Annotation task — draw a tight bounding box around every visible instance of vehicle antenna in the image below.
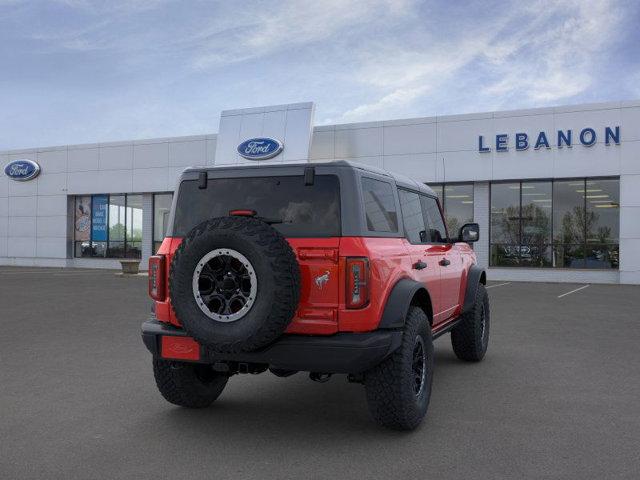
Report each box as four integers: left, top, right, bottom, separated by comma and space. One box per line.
442, 157, 446, 184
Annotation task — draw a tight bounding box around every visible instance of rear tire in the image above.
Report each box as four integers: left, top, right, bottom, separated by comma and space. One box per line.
364, 307, 433, 431
451, 283, 490, 362
153, 359, 228, 408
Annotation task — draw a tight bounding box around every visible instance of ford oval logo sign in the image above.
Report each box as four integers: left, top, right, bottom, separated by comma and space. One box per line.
237, 137, 283, 160
4, 159, 41, 182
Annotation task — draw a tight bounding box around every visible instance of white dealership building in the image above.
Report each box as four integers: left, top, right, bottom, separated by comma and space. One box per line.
1, 100, 639, 284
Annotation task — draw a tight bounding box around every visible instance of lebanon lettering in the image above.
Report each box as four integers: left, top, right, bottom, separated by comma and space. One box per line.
478, 126, 620, 152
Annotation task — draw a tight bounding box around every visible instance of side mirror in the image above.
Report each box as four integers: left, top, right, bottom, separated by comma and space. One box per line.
458, 223, 479, 243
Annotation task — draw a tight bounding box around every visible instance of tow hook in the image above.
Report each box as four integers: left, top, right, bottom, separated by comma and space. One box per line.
309, 372, 332, 383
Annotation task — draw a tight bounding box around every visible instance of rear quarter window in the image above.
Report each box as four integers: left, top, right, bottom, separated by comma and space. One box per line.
361, 177, 398, 233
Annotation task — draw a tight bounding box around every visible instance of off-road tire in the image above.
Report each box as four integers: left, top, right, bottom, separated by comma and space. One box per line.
364, 307, 433, 431
451, 283, 490, 362
169, 216, 300, 353
153, 359, 228, 408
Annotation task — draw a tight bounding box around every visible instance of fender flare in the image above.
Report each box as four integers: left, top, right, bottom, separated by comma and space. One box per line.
462, 265, 486, 314
378, 278, 433, 330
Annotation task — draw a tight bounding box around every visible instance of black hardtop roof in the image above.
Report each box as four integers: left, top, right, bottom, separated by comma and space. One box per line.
182, 160, 437, 197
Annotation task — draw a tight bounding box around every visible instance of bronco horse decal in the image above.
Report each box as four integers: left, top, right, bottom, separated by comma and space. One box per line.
314, 271, 330, 290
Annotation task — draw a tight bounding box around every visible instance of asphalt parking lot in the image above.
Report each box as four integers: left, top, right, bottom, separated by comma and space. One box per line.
1, 268, 639, 479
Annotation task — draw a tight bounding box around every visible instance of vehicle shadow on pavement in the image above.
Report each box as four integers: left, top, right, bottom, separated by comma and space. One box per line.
131, 348, 468, 442
145, 380, 394, 437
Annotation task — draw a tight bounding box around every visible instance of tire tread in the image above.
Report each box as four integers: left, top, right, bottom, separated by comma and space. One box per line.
364, 307, 433, 430
451, 283, 490, 362
153, 359, 228, 408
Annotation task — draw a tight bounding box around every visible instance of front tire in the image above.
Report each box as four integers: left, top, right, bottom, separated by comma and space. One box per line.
153, 359, 228, 408
364, 307, 433, 430
451, 283, 490, 362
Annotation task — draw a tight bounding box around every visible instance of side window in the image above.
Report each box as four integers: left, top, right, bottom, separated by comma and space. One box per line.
399, 189, 427, 243
361, 177, 398, 233
421, 195, 448, 243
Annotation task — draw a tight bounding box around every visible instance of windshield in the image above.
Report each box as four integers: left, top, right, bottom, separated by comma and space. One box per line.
172, 175, 341, 237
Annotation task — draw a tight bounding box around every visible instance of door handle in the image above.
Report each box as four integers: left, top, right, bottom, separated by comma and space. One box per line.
439, 258, 451, 267
413, 260, 427, 270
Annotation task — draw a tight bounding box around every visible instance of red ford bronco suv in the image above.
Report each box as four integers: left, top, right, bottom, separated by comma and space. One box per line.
142, 161, 489, 430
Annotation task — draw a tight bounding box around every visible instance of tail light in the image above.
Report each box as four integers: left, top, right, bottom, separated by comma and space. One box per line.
346, 257, 370, 309
229, 209, 256, 217
149, 255, 166, 301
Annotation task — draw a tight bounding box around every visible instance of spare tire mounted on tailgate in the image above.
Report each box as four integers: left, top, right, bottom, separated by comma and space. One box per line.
169, 216, 301, 353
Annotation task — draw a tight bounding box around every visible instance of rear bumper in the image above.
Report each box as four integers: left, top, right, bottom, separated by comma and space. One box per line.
141, 319, 402, 374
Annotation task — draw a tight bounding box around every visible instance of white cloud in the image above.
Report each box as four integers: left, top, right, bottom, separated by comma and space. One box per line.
52, 0, 172, 13
335, 0, 625, 122
191, 0, 415, 69
340, 85, 429, 121
482, 0, 621, 105
0, 0, 634, 149
337, 35, 494, 121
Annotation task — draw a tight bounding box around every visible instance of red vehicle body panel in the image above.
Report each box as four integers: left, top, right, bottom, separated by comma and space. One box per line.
153, 235, 476, 335
160, 335, 201, 361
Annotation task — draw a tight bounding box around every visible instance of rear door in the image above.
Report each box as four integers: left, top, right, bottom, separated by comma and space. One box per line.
398, 189, 446, 324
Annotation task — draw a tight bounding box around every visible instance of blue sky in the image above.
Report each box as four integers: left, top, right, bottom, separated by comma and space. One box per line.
1, 0, 639, 150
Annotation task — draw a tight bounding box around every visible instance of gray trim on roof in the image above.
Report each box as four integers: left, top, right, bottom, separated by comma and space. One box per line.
181, 160, 437, 196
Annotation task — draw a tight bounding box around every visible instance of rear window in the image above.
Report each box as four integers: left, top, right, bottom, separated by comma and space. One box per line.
172, 175, 341, 237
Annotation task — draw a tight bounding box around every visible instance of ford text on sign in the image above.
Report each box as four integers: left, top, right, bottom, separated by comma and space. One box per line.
237, 138, 283, 160
4, 159, 41, 181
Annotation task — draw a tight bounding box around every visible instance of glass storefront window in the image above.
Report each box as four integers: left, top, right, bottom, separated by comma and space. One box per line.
585, 178, 619, 269
91, 194, 109, 257
429, 183, 474, 235
490, 182, 520, 266
153, 193, 173, 253
74, 196, 92, 257
491, 178, 619, 269
443, 184, 474, 235
73, 193, 144, 259
520, 181, 552, 267
126, 195, 143, 258
553, 180, 586, 267
586, 179, 619, 242
108, 195, 126, 258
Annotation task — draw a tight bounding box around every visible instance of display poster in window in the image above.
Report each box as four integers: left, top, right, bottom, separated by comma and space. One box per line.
91, 195, 108, 242
74, 196, 91, 241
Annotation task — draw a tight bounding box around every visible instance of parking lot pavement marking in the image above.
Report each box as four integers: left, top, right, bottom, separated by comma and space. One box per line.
557, 284, 590, 298
486, 282, 511, 289
0, 270, 116, 276
0, 271, 63, 275
51, 271, 118, 276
